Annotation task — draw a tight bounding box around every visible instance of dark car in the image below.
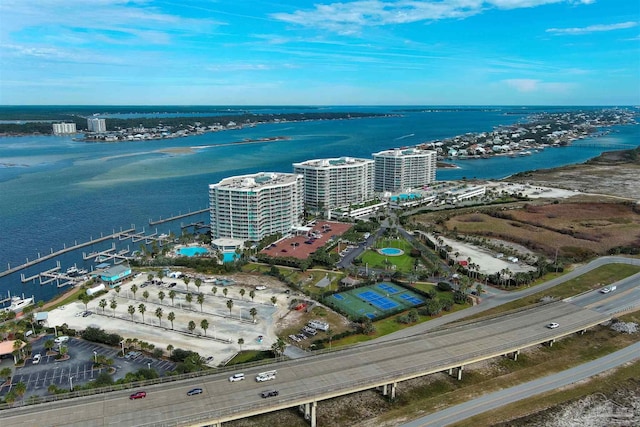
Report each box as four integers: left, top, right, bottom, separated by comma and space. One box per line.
82, 310, 93, 317
187, 388, 203, 396
261, 390, 279, 398
129, 391, 147, 400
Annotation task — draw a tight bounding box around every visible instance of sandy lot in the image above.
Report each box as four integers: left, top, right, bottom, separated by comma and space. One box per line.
48, 273, 290, 365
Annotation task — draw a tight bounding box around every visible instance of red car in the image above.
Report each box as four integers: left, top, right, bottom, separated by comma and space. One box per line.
129, 391, 147, 400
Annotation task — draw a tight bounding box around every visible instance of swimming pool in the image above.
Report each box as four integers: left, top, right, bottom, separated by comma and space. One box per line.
222, 252, 239, 263
378, 247, 404, 256
178, 246, 209, 257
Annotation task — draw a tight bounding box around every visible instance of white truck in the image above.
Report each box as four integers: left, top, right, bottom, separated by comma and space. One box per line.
255, 370, 277, 382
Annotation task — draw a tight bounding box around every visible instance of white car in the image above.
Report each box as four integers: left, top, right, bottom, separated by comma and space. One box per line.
255, 285, 267, 291
32, 354, 42, 364
547, 322, 560, 329
229, 373, 245, 382
600, 286, 616, 294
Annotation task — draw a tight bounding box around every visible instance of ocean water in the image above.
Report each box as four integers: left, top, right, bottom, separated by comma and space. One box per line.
0, 106, 638, 303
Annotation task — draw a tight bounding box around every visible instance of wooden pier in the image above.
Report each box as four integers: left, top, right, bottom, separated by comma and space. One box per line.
0, 227, 135, 279
149, 208, 208, 226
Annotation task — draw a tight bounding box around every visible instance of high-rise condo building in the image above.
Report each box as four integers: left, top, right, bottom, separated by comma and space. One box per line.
209, 172, 304, 241
52, 122, 77, 134
293, 157, 374, 214
373, 148, 437, 192
87, 117, 106, 132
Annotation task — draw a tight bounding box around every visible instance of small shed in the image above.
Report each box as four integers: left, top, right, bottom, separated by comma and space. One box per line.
340, 277, 360, 288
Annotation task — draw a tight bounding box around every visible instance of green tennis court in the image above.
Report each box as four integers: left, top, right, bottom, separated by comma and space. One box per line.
327, 283, 426, 320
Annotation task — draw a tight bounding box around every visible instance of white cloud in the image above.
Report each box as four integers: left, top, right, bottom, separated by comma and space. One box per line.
504, 78, 574, 93
271, 1, 597, 34
547, 21, 639, 35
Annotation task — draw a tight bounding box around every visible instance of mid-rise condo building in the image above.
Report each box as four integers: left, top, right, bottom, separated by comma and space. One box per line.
293, 157, 374, 214
209, 172, 304, 241
52, 122, 77, 134
87, 117, 106, 132
373, 148, 437, 192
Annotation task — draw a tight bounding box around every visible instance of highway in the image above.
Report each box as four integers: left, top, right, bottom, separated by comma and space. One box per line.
402, 340, 640, 427
0, 301, 608, 426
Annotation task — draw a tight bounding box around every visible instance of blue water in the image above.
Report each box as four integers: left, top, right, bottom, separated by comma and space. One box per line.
379, 248, 404, 256
177, 247, 209, 257
222, 252, 239, 263
0, 106, 638, 304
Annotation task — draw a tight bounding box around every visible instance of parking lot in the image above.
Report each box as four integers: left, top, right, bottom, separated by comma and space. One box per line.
0, 335, 175, 398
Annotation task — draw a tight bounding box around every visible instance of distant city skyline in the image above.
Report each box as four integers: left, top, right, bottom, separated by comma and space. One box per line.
1, 0, 638, 106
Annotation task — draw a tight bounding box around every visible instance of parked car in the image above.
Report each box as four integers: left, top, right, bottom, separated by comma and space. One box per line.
547, 322, 560, 329
229, 373, 245, 382
187, 388, 203, 396
54, 336, 69, 344
256, 285, 267, 290
32, 353, 42, 364
261, 390, 279, 398
129, 391, 147, 400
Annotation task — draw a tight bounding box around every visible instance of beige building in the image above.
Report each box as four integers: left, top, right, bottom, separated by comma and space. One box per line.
373, 148, 437, 192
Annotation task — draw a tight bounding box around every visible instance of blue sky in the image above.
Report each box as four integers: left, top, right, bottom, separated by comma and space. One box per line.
0, 0, 638, 105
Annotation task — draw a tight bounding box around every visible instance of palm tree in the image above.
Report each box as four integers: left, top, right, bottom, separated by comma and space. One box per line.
115, 285, 121, 296
131, 284, 138, 299
195, 278, 202, 293
249, 290, 256, 302
142, 290, 149, 302
212, 286, 218, 297
158, 291, 165, 305
238, 337, 244, 351
110, 299, 117, 317
168, 312, 175, 330
239, 288, 246, 300
166, 344, 174, 357
271, 338, 286, 361
138, 304, 146, 323
155, 307, 163, 327
14, 382, 26, 400
157, 269, 164, 282
197, 293, 205, 312
12, 339, 24, 363
80, 294, 91, 312
147, 273, 154, 282
99, 299, 107, 314
128, 305, 135, 322
200, 319, 209, 336
44, 339, 54, 354
186, 293, 193, 307
270, 296, 277, 306
249, 307, 257, 323
226, 299, 234, 316
169, 290, 176, 306
183, 276, 191, 292
222, 288, 228, 298
188, 320, 196, 334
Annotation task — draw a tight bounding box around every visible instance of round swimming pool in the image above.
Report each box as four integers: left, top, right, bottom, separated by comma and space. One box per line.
178, 246, 209, 257
378, 247, 404, 256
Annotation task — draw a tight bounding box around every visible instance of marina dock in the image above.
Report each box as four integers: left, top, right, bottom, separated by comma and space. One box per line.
0, 227, 135, 278
148, 208, 208, 225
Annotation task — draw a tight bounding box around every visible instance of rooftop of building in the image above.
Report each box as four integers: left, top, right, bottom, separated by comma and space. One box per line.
293, 157, 374, 168
373, 147, 436, 157
211, 172, 301, 190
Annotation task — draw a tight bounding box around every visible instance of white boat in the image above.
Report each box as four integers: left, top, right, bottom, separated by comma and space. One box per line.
66, 266, 79, 275
3, 295, 35, 313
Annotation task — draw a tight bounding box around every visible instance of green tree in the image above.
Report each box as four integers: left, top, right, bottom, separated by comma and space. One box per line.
147, 273, 154, 282
0, 367, 12, 383
271, 338, 286, 361
200, 319, 209, 336
128, 305, 136, 322
249, 307, 257, 323
115, 285, 121, 296
158, 291, 165, 305
226, 299, 234, 316
270, 296, 277, 306
155, 307, 163, 327
131, 284, 138, 299
195, 278, 202, 293
138, 304, 146, 323
166, 344, 174, 357
249, 290, 256, 302
110, 299, 118, 317
222, 288, 228, 297
44, 339, 54, 354
211, 286, 218, 297
80, 294, 91, 311
186, 293, 193, 307
99, 299, 107, 314
239, 288, 246, 300
169, 290, 176, 306
188, 320, 196, 334
168, 312, 175, 330
197, 293, 205, 312
238, 337, 244, 351
183, 276, 191, 292
142, 290, 149, 302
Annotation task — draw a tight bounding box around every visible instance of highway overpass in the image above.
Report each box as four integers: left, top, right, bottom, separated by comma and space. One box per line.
0, 300, 610, 427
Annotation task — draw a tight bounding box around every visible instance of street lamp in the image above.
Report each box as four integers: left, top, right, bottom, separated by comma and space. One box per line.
69, 376, 74, 391
93, 351, 98, 363
147, 362, 151, 370
53, 325, 57, 337
120, 340, 125, 356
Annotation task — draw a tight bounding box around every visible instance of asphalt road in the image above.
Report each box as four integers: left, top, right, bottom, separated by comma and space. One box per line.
0, 301, 608, 426
402, 340, 640, 427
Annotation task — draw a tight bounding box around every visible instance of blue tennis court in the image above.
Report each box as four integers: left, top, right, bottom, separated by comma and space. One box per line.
358, 291, 399, 310
400, 294, 424, 305
333, 294, 345, 300
376, 283, 400, 294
